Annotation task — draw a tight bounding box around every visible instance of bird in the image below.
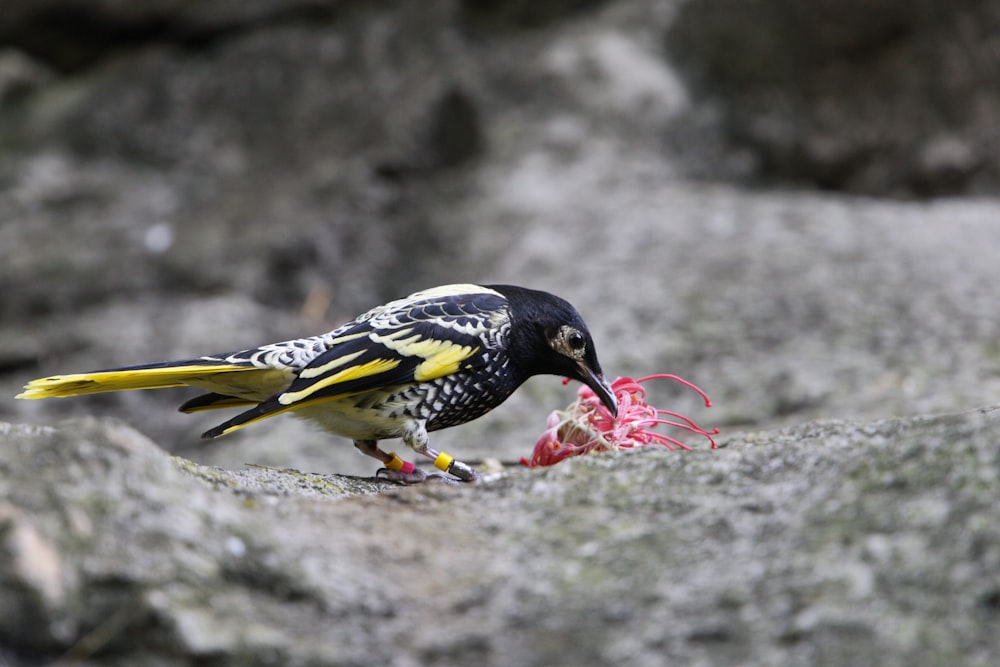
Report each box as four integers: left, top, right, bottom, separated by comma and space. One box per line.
16, 284, 618, 483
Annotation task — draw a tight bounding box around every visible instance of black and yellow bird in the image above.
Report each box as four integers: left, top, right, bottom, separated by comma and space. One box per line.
17, 284, 617, 482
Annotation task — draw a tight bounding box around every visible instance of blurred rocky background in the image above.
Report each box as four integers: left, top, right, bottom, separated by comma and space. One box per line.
2, 0, 999, 665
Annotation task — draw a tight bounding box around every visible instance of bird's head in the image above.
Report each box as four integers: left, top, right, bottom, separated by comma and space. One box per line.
490, 285, 618, 418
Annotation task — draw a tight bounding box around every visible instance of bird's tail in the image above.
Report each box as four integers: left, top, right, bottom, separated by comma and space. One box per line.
15, 359, 266, 400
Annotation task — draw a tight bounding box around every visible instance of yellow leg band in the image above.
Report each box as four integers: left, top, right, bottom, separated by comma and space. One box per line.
434, 451, 454, 472
385, 453, 405, 472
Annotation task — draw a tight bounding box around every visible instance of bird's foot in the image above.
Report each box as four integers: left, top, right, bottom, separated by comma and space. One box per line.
376, 466, 479, 485
426, 450, 481, 482
444, 458, 481, 483
376, 450, 481, 484
376, 466, 429, 485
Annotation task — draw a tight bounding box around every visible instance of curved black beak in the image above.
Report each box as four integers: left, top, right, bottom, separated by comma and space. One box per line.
576, 361, 618, 418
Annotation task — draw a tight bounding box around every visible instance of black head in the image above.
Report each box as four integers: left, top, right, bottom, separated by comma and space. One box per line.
488, 284, 618, 417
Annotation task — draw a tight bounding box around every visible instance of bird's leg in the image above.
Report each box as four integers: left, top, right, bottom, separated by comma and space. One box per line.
402, 420, 481, 483
355, 439, 427, 484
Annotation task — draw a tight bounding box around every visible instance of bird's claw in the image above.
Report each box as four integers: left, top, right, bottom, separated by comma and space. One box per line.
376, 466, 429, 485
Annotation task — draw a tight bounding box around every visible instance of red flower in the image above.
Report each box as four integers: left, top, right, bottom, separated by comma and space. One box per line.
521, 374, 718, 468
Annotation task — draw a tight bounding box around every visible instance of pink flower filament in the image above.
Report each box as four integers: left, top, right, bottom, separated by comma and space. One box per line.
522, 374, 718, 468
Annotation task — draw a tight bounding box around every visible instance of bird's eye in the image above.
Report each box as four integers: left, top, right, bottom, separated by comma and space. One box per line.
548, 325, 588, 359
561, 327, 587, 359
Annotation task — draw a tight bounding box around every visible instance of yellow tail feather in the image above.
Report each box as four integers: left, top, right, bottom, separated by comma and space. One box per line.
16, 363, 254, 400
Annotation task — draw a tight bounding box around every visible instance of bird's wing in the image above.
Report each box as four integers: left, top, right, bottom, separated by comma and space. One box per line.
201, 286, 511, 437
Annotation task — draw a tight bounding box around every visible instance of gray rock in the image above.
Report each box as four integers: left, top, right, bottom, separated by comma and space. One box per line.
3, 0, 1000, 478
2, 3, 1000, 663
1, 409, 998, 666
0, 5, 482, 321
667, 0, 1000, 195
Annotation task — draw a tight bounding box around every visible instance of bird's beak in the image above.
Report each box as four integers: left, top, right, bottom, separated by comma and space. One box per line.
577, 361, 618, 418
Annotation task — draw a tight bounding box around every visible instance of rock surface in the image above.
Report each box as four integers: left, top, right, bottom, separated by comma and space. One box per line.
2, 0, 1000, 664
667, 0, 1000, 195
2, 411, 998, 667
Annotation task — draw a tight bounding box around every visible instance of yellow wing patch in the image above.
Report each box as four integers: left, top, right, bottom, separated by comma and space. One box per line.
372, 328, 479, 381
412, 341, 477, 381
278, 357, 401, 405
298, 350, 366, 379
325, 330, 371, 346
15, 364, 252, 399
